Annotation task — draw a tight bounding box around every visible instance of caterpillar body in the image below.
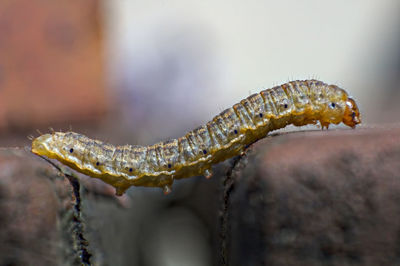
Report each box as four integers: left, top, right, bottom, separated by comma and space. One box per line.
31, 80, 361, 196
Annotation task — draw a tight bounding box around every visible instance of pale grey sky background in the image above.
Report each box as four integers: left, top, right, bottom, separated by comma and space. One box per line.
101, 0, 400, 144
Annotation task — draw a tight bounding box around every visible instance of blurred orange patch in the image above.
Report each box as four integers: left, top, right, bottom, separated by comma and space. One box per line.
0, 0, 107, 129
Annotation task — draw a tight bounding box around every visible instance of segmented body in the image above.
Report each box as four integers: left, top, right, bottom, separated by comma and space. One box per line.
31, 80, 361, 195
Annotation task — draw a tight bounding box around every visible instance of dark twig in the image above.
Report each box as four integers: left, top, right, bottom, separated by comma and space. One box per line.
220, 151, 247, 266
37, 155, 92, 265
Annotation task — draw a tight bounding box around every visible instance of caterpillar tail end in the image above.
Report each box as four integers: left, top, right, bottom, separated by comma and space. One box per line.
343, 98, 361, 128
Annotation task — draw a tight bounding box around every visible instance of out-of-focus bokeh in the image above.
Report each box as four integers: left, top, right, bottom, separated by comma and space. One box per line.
0, 0, 107, 138
1, 0, 400, 265
2, 0, 400, 145
103, 0, 400, 144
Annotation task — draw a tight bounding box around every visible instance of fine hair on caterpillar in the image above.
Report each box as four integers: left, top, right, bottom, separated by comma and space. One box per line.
31, 80, 361, 196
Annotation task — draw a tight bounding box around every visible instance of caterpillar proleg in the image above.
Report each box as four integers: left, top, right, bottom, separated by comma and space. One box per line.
31, 80, 361, 195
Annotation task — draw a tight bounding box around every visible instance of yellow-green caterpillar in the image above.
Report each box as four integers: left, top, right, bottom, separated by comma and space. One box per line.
31, 80, 361, 195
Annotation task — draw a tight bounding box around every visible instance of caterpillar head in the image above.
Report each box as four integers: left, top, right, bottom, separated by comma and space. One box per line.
319, 85, 361, 129
343, 98, 361, 128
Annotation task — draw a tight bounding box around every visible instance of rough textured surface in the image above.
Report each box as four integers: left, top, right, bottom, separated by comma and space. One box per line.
0, 148, 87, 266
227, 127, 400, 266
2, 126, 400, 266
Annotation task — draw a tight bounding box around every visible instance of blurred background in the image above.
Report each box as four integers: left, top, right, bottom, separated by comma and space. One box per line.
1, 0, 400, 265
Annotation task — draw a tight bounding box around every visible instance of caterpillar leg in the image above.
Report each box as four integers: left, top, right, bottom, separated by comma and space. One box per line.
163, 184, 172, 195
116, 186, 129, 196
320, 121, 330, 130
204, 169, 213, 179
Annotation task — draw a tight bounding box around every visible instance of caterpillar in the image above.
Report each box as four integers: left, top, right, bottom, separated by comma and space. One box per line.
31, 80, 361, 196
